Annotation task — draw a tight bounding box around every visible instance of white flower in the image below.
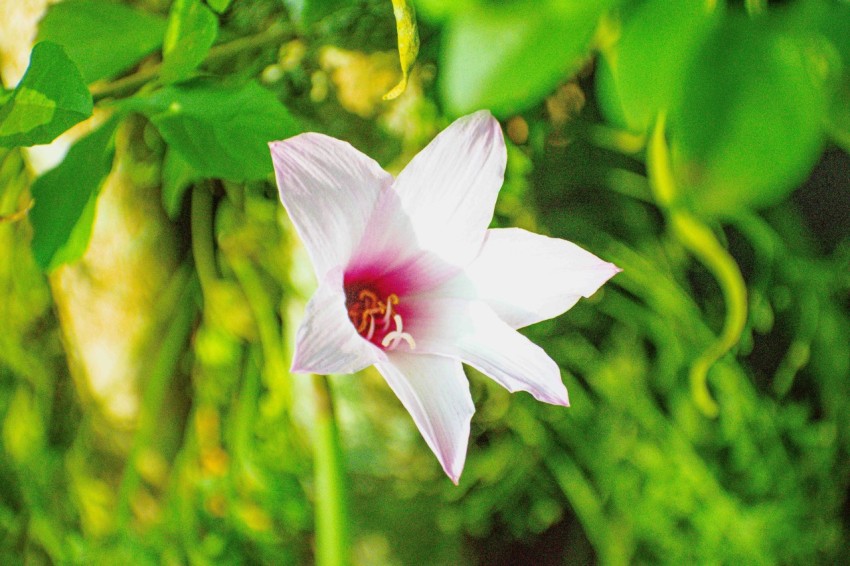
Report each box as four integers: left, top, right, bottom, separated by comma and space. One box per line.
270, 111, 619, 483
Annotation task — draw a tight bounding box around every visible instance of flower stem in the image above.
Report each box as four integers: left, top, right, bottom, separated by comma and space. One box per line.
312, 374, 350, 566
90, 23, 295, 102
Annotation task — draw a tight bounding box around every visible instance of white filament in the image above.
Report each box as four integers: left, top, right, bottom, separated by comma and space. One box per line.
381, 314, 416, 350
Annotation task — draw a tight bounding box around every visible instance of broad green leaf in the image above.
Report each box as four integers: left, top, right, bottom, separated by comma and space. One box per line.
161, 0, 219, 85
598, 0, 720, 133
37, 0, 167, 83
134, 79, 301, 181
413, 0, 473, 21
30, 118, 118, 270
161, 147, 198, 219
0, 42, 92, 148
440, 0, 613, 117
672, 16, 829, 215
206, 0, 232, 13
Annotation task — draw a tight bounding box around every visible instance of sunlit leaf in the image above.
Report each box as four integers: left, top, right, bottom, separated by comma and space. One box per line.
0, 42, 92, 148
383, 0, 420, 101
37, 0, 167, 83
441, 0, 614, 117
672, 15, 829, 215
161, 0, 219, 85
133, 79, 301, 181
30, 118, 118, 270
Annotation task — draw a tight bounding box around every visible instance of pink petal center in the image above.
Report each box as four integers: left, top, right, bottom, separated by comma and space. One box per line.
344, 266, 418, 351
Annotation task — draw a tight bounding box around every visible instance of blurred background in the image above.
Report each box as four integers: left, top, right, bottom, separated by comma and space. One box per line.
0, 0, 848, 564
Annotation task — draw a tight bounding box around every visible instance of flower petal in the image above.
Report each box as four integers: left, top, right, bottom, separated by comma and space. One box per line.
375, 352, 474, 484
384, 110, 507, 268
347, 187, 463, 295
291, 268, 386, 374
446, 228, 620, 328
270, 133, 392, 278
408, 298, 569, 406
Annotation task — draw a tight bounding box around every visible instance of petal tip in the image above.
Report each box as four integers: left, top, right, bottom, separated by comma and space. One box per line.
289, 344, 315, 374
442, 459, 464, 485
546, 386, 570, 407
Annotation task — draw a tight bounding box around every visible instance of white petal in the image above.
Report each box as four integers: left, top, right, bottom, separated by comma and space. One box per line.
270, 133, 392, 278
408, 299, 569, 406
375, 353, 474, 484
347, 187, 463, 295
291, 268, 386, 374
448, 228, 620, 328
381, 111, 506, 268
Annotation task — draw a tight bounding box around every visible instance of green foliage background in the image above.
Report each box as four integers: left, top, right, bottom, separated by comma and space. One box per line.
1, 0, 848, 564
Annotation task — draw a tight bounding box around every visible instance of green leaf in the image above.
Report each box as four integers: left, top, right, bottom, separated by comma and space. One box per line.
672, 16, 829, 215
30, 118, 119, 270
161, 147, 198, 219
440, 0, 613, 117
161, 0, 219, 85
134, 79, 301, 181
597, 0, 720, 133
413, 0, 474, 22
206, 0, 232, 13
37, 0, 167, 83
805, 1, 850, 151
0, 42, 92, 148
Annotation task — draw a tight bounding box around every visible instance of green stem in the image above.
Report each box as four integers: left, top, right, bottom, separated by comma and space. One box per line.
90, 24, 295, 102
227, 254, 288, 386
115, 267, 199, 525
191, 183, 218, 295
312, 374, 349, 566
670, 213, 747, 417
647, 115, 748, 418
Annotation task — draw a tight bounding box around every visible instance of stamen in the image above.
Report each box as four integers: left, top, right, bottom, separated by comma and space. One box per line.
381, 294, 398, 331
365, 313, 376, 341
381, 313, 416, 350
348, 288, 414, 350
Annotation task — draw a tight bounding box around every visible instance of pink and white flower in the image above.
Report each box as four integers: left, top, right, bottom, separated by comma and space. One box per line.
270, 111, 619, 483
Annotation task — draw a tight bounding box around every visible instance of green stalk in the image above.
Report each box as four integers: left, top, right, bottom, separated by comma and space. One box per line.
312, 374, 349, 566
227, 254, 288, 394
90, 24, 294, 102
647, 115, 748, 418
191, 183, 218, 294
115, 266, 199, 525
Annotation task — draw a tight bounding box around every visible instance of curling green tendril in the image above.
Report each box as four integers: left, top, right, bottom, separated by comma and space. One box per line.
647, 114, 748, 417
